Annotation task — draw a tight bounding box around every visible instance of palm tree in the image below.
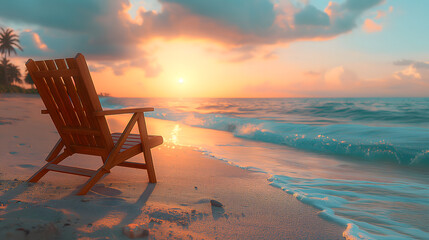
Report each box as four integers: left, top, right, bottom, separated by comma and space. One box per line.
0, 28, 23, 85
24, 70, 34, 88
0, 28, 23, 58
0, 58, 22, 85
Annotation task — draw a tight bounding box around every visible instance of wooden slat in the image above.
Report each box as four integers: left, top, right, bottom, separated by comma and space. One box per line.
35, 61, 69, 132
45, 60, 86, 146
66, 58, 100, 145
45, 139, 64, 162
32, 68, 80, 78
94, 108, 154, 116
116, 145, 142, 163
118, 161, 147, 169
30, 60, 73, 146
112, 133, 140, 152
112, 133, 163, 149
46, 164, 96, 177
112, 135, 141, 143
69, 144, 107, 156
114, 135, 162, 166
61, 126, 102, 136
119, 141, 139, 146
67, 56, 109, 150
148, 135, 163, 148
112, 136, 141, 141
112, 133, 140, 138
75, 54, 103, 112
75, 54, 114, 151
55, 58, 97, 147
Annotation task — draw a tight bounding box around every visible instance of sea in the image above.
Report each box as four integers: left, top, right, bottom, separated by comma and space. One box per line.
100, 97, 429, 240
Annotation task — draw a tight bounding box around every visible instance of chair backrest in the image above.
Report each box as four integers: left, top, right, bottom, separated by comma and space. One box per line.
26, 53, 114, 156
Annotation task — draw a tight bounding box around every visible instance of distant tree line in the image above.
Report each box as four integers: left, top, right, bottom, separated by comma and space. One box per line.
0, 27, 35, 93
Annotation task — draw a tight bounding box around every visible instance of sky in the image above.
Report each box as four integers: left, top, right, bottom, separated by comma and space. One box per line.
0, 0, 428, 98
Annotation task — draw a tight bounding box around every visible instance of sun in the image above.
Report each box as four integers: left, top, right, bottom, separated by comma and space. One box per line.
178, 78, 184, 84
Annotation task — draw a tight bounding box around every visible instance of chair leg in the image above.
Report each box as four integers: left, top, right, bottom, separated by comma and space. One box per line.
137, 113, 157, 183
27, 151, 71, 183
77, 167, 109, 195
45, 139, 64, 162
143, 149, 157, 183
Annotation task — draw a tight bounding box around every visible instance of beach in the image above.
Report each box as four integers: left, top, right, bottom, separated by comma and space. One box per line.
2, 1, 428, 239
0, 94, 344, 240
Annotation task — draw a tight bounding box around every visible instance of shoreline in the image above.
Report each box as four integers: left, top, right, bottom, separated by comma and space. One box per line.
0, 94, 344, 239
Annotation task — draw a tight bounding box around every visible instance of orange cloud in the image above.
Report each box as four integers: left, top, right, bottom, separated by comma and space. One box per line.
375, 10, 386, 19
363, 19, 382, 33
31, 32, 48, 51
324, 1, 335, 17
394, 66, 421, 80
120, 1, 144, 25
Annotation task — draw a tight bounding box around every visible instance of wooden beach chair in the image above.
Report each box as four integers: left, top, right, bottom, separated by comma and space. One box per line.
25, 53, 163, 195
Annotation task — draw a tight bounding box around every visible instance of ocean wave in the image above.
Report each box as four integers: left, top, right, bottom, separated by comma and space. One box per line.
147, 109, 429, 167
100, 97, 429, 127
100, 97, 429, 167
286, 100, 429, 125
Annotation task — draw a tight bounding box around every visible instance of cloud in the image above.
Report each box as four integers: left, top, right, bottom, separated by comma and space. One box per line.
32, 33, 48, 51
162, 0, 276, 33
0, 0, 384, 76
88, 64, 106, 73
324, 66, 358, 87
393, 65, 421, 80
140, 0, 385, 44
21, 30, 50, 51
294, 5, 330, 26
363, 19, 382, 32
343, 0, 385, 11
246, 62, 428, 97
296, 64, 428, 97
375, 10, 387, 19
393, 59, 429, 82
206, 44, 278, 62
394, 59, 429, 69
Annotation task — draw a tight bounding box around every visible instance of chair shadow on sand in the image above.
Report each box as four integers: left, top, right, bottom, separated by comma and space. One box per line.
0, 179, 156, 239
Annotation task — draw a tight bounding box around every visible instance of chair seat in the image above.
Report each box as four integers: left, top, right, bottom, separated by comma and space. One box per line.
111, 133, 163, 153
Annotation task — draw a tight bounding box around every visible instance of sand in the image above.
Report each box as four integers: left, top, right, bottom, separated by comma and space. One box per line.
0, 94, 344, 239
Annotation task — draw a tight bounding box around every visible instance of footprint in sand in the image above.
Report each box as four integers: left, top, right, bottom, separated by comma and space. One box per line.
18, 143, 30, 148
194, 198, 211, 204
17, 164, 36, 169
9, 152, 18, 155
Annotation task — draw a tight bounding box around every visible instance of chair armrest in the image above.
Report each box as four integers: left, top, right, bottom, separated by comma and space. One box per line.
94, 108, 154, 116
